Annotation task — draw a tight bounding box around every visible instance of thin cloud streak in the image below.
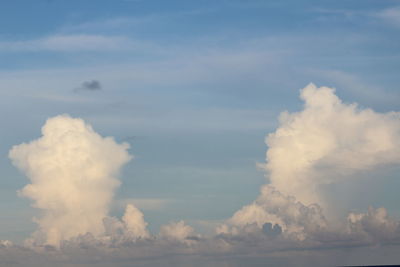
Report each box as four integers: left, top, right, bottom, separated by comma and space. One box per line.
375, 6, 400, 27
0, 34, 154, 52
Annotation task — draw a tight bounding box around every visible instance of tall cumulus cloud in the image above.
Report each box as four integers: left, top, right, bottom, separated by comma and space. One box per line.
266, 83, 400, 206
8, 115, 146, 247
221, 83, 400, 244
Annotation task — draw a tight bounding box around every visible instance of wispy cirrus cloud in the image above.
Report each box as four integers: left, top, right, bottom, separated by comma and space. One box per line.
0, 34, 152, 52
60, 16, 159, 33
306, 68, 400, 108
375, 6, 400, 27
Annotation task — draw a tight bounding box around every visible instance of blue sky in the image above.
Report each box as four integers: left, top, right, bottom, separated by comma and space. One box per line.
0, 0, 400, 255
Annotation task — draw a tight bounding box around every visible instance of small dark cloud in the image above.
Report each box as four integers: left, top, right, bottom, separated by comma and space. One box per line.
74, 80, 102, 92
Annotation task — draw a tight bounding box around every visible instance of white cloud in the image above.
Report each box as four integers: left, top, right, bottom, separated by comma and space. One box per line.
101, 204, 150, 245
159, 221, 199, 245
122, 204, 150, 239
264, 83, 400, 206
4, 85, 400, 266
9, 114, 133, 247
220, 185, 327, 241
220, 84, 400, 247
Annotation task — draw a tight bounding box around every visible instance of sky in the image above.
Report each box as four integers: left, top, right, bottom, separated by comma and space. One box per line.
1, 0, 400, 266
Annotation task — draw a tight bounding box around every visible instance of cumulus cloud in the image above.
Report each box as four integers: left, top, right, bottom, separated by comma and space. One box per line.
122, 204, 150, 239
221, 83, 400, 247
99, 205, 149, 246
8, 115, 139, 247
220, 185, 327, 241
4, 85, 400, 266
159, 221, 199, 245
264, 83, 400, 206
347, 207, 400, 243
